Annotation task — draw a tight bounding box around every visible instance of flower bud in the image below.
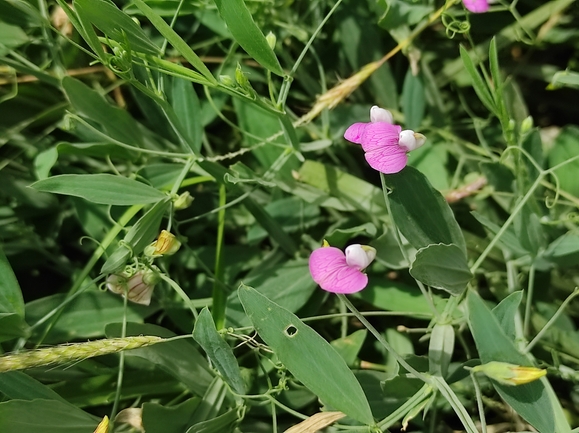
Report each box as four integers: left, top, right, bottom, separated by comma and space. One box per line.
219, 75, 235, 87
144, 230, 181, 257
266, 31, 277, 51
93, 416, 109, 433
520, 116, 534, 134
235, 63, 250, 88
174, 191, 194, 210
472, 361, 546, 386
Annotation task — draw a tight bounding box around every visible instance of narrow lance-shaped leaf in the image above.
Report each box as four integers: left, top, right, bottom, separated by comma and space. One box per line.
459, 45, 497, 116
31, 174, 167, 206
74, 0, 161, 55
239, 284, 374, 425
0, 247, 24, 317
131, 0, 216, 83
213, 0, 284, 76
193, 308, 246, 395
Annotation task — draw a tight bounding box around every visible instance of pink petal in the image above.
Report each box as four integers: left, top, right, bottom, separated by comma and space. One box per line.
365, 146, 408, 174
359, 122, 402, 152
309, 247, 368, 294
344, 122, 369, 144
463, 0, 489, 13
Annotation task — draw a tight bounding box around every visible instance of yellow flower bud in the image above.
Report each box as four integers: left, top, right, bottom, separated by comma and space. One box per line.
93, 416, 109, 433
145, 230, 181, 257
472, 361, 546, 386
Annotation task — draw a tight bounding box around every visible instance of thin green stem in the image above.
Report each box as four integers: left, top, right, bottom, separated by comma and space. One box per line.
470, 173, 543, 274
337, 294, 430, 383
212, 183, 227, 329
429, 376, 479, 433
159, 273, 198, 320
377, 383, 432, 429
33, 205, 142, 348
277, 0, 343, 108
109, 289, 129, 425
523, 263, 536, 338
470, 371, 487, 433
524, 287, 579, 353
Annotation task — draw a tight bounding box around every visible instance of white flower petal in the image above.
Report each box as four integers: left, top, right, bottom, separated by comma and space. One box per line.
345, 244, 376, 270
370, 106, 394, 124
399, 130, 426, 151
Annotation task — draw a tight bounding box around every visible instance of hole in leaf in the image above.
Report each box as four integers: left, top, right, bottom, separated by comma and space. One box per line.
284, 325, 298, 337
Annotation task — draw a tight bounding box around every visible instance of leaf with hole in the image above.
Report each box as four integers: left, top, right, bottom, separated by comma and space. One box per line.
239, 284, 374, 425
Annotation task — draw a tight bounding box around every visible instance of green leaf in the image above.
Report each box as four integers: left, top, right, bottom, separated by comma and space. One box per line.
26, 292, 153, 344
0, 22, 28, 56
131, 0, 216, 83
298, 161, 386, 214
542, 233, 579, 268
226, 259, 316, 328
101, 198, 171, 273
73, 0, 160, 55
213, 0, 284, 76
187, 408, 239, 433
384, 167, 467, 254
0, 399, 98, 433
0, 371, 69, 402
409, 244, 472, 296
377, 0, 433, 30
549, 69, 579, 89
549, 126, 579, 197
357, 278, 440, 318
0, 313, 29, 342
62, 76, 145, 146
171, 78, 202, 154
459, 45, 497, 116
142, 398, 201, 433
401, 69, 425, 131
239, 284, 374, 425
0, 247, 25, 317
467, 290, 560, 433
31, 174, 166, 205
193, 308, 246, 395
492, 291, 523, 341
488, 37, 508, 125
57, 0, 105, 59
331, 330, 367, 366
106, 322, 214, 397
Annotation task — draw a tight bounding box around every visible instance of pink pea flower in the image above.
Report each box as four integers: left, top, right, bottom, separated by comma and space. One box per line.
107, 267, 160, 306
463, 0, 489, 13
344, 106, 426, 174
309, 242, 376, 294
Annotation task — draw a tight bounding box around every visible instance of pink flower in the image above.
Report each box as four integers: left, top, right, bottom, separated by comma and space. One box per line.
107, 267, 160, 306
309, 243, 376, 294
463, 0, 489, 13
344, 106, 426, 174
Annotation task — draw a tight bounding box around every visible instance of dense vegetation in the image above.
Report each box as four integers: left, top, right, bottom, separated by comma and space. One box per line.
1, 0, 579, 432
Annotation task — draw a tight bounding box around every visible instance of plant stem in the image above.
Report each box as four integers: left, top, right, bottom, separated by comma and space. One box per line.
337, 294, 429, 383
212, 183, 227, 329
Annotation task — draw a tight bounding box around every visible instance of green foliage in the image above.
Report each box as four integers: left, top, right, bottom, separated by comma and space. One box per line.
1, 0, 579, 431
